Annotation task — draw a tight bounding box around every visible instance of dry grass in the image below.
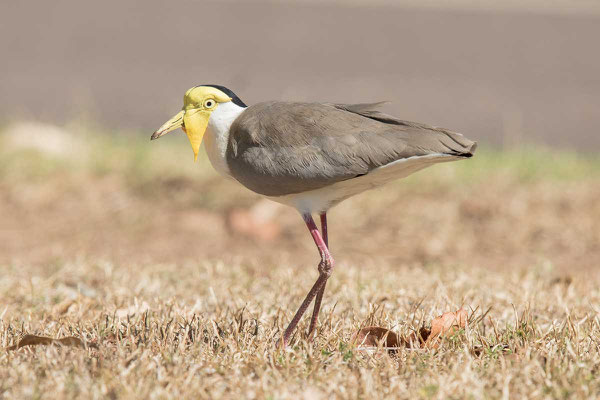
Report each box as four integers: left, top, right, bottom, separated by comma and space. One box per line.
1, 122, 600, 399
2, 258, 600, 399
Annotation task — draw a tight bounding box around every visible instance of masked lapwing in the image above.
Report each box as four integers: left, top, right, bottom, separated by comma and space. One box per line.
151, 85, 477, 346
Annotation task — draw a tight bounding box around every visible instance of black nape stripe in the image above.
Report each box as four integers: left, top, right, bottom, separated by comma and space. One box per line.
197, 84, 247, 108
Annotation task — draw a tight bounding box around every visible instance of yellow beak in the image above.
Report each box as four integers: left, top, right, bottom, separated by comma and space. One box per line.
151, 110, 184, 140
151, 109, 210, 162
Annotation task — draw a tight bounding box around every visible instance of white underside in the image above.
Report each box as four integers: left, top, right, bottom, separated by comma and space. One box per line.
266, 153, 459, 214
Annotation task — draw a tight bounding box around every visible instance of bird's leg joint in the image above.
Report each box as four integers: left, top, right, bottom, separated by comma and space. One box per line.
318, 254, 335, 277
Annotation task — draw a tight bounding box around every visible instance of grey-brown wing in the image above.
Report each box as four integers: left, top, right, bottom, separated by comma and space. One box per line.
333, 102, 476, 154
226, 101, 476, 197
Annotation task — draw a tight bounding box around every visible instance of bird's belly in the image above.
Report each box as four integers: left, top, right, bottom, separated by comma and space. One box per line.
267, 153, 456, 213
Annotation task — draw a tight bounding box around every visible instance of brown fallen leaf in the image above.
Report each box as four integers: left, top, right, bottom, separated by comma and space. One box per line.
424, 308, 468, 348
404, 327, 433, 348
353, 308, 470, 354
6, 334, 97, 351
352, 326, 401, 352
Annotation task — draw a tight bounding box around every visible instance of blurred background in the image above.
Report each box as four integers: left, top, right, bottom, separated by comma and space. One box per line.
1, 0, 599, 271
3, 0, 600, 148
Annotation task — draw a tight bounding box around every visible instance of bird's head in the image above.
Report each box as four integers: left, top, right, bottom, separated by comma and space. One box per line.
151, 85, 244, 161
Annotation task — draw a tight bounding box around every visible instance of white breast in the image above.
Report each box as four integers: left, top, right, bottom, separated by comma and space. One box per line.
203, 102, 245, 178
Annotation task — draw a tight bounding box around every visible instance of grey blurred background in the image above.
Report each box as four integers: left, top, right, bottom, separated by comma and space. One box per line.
1, 0, 599, 150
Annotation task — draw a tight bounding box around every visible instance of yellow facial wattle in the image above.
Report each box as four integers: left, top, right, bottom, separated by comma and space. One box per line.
183, 109, 210, 162
150, 85, 233, 162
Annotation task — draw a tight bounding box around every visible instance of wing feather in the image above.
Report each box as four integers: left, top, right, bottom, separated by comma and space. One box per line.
226, 101, 476, 196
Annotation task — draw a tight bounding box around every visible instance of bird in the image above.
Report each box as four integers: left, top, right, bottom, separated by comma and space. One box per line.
151, 84, 477, 346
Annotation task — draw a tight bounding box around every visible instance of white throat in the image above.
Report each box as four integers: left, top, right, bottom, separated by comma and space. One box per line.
203, 101, 245, 177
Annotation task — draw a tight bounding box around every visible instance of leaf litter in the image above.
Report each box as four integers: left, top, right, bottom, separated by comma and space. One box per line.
353, 308, 469, 352
6, 334, 98, 351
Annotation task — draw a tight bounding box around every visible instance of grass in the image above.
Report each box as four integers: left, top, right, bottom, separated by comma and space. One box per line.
2, 259, 600, 398
1, 122, 600, 398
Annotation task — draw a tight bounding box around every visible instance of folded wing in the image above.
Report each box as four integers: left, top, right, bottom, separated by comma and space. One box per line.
226, 101, 476, 197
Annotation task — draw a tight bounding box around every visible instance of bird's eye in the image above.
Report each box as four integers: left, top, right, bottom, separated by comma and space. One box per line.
204, 99, 216, 109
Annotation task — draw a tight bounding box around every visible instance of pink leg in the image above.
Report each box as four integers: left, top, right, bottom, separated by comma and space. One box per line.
308, 213, 329, 339
281, 213, 334, 346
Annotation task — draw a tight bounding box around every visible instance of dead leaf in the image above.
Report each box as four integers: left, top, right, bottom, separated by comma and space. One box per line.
424, 308, 468, 348
353, 308, 470, 353
404, 327, 433, 348
6, 334, 97, 351
352, 326, 401, 352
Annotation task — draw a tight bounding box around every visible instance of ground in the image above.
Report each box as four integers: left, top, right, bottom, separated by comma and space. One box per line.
1, 122, 600, 399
